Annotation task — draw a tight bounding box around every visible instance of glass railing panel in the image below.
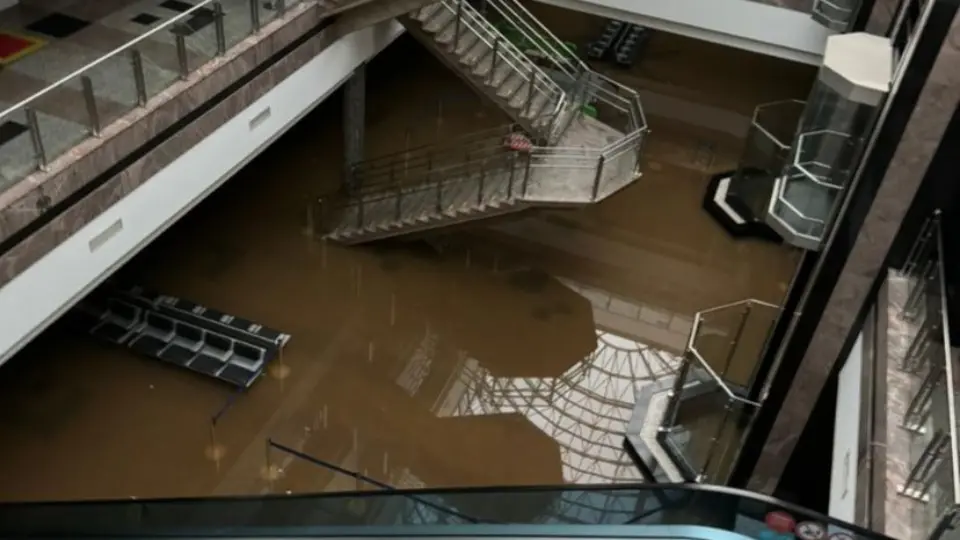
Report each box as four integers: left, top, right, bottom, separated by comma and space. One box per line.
726, 100, 803, 223
0, 0, 264, 193
0, 107, 40, 188
812, 0, 861, 31
659, 353, 761, 483
658, 300, 778, 483
895, 213, 960, 540
0, 484, 895, 540
257, 0, 284, 27
221, 0, 258, 50
768, 129, 854, 250
689, 300, 780, 390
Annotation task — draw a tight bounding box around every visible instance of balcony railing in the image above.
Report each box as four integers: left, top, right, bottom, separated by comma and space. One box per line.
0, 0, 341, 194
726, 99, 805, 223
895, 211, 960, 540
0, 479, 895, 539
767, 128, 855, 250
811, 0, 862, 31
658, 299, 781, 484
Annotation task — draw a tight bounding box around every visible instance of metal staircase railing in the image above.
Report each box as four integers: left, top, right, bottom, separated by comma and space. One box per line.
656, 299, 781, 483
475, 0, 646, 135
320, 0, 649, 242
323, 125, 532, 237
410, 0, 569, 142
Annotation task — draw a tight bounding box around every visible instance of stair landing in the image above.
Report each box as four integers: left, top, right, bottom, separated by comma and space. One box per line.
327, 113, 641, 243
522, 114, 638, 204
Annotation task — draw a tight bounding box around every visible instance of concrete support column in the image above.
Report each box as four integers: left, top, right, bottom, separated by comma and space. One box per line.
343, 64, 366, 188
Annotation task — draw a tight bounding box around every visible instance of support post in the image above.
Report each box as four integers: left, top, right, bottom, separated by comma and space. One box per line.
343, 65, 366, 190
129, 49, 148, 106
80, 75, 101, 136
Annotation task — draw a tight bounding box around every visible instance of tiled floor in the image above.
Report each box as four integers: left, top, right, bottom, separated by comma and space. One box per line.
0, 28, 809, 501
0, 0, 291, 189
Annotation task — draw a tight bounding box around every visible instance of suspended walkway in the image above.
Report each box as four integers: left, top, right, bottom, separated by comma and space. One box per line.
322, 0, 648, 244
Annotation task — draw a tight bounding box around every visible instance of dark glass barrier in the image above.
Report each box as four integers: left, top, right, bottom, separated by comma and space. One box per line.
0, 483, 893, 539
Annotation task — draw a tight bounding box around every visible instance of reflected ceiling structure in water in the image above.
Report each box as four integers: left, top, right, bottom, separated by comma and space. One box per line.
446, 315, 682, 484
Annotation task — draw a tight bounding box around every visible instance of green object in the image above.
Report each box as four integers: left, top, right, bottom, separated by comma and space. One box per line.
581, 104, 598, 118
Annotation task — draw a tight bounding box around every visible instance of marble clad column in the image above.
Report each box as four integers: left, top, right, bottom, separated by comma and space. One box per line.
343, 64, 366, 188
745, 6, 960, 493
864, 0, 899, 35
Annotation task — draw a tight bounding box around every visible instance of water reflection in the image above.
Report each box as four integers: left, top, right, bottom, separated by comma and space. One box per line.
451, 327, 681, 485
0, 28, 803, 502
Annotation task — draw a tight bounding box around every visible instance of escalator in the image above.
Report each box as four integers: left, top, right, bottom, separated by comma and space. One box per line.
0, 482, 894, 539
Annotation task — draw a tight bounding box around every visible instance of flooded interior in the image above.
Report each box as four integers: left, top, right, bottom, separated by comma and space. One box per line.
0, 8, 815, 502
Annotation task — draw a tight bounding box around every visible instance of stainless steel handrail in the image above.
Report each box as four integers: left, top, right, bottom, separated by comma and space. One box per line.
684, 311, 763, 408
478, 0, 645, 135
934, 212, 960, 505
435, 1, 564, 104
0, 0, 319, 184
431, 0, 569, 141
751, 99, 806, 150
0, 0, 229, 122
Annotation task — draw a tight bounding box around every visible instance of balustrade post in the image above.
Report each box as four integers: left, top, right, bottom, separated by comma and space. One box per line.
524, 72, 536, 116
488, 37, 499, 85
902, 217, 935, 278
904, 261, 937, 321
721, 303, 752, 380
175, 33, 189, 79
129, 49, 148, 106
507, 154, 516, 197
276, 0, 287, 15
660, 354, 692, 433
249, 0, 261, 31
898, 430, 950, 501
453, 1, 463, 52
522, 153, 532, 196
357, 196, 364, 229
699, 399, 735, 482
24, 108, 47, 170
902, 316, 936, 373
213, 2, 227, 56
392, 166, 401, 220
902, 362, 943, 432
477, 157, 485, 206
591, 155, 605, 200
80, 75, 101, 136
432, 154, 443, 212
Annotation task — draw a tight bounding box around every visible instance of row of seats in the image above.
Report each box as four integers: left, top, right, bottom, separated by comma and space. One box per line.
586, 19, 650, 68
86, 298, 270, 388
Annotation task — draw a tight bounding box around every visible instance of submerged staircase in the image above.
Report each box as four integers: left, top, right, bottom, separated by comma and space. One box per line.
322, 0, 648, 244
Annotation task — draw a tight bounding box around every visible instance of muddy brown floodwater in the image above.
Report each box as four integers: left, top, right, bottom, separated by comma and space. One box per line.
0, 16, 812, 502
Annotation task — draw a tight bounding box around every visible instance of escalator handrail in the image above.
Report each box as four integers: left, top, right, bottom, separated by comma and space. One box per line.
266, 440, 484, 524
0, 482, 895, 539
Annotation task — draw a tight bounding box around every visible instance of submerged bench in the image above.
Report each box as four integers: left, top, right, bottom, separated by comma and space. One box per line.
75, 285, 292, 389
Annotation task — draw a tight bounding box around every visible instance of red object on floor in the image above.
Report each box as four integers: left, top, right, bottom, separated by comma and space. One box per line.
0, 33, 32, 58
504, 132, 533, 153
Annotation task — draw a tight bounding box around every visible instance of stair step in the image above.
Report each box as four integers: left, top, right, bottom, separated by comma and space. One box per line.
496, 71, 526, 101
471, 46, 497, 78
422, 6, 455, 33
435, 20, 461, 46
461, 37, 490, 69
454, 31, 481, 57
521, 91, 551, 120
413, 3, 441, 21
486, 59, 515, 88
508, 81, 534, 111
